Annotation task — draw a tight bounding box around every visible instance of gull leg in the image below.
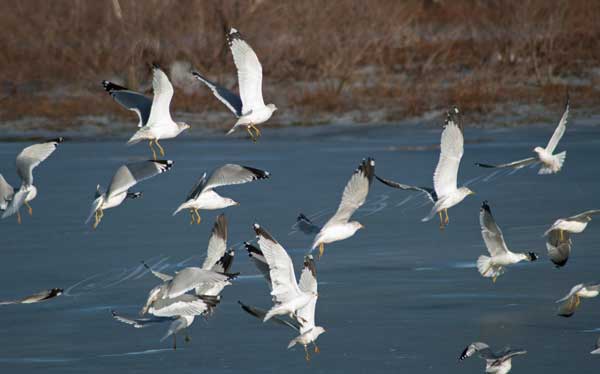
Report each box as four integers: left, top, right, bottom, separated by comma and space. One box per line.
148, 140, 157, 160
575, 295, 580, 308
304, 345, 311, 362
438, 211, 445, 230
444, 209, 449, 224
24, 201, 33, 216
185, 334, 191, 343
155, 139, 165, 157
194, 209, 201, 224
173, 334, 177, 350
559, 229, 564, 241
313, 342, 320, 354
189, 209, 195, 225
16, 211, 21, 224
251, 124, 261, 137
492, 275, 498, 283
246, 126, 256, 143
318, 243, 325, 259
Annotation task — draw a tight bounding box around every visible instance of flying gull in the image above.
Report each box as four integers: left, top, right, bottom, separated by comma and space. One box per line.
0, 288, 63, 305
85, 160, 174, 229
192, 28, 277, 142
311, 157, 374, 258
1, 137, 64, 223
477, 201, 538, 283
556, 282, 600, 317
105, 65, 190, 159
240, 255, 325, 362
476, 96, 569, 174
252, 223, 317, 323
544, 209, 600, 239
173, 164, 270, 224
546, 229, 572, 268
459, 342, 527, 374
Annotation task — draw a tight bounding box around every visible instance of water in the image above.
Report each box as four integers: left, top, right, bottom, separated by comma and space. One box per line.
1, 124, 600, 373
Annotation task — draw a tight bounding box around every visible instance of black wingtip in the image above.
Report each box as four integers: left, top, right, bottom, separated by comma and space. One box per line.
227, 27, 242, 46
242, 166, 270, 180
152, 62, 161, 70
481, 200, 491, 213
358, 157, 375, 183
50, 137, 64, 144
102, 80, 128, 92
253, 223, 276, 242
297, 213, 311, 223
458, 346, 469, 361
528, 252, 539, 261
244, 241, 263, 257
152, 159, 174, 171
445, 106, 461, 128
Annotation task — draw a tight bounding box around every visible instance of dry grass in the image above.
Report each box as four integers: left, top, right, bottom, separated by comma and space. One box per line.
1, 0, 600, 129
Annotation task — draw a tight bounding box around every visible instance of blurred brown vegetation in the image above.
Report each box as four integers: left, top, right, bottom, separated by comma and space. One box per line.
1, 0, 599, 128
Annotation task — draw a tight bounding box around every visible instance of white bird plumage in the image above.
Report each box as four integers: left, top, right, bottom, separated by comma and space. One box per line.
459, 341, 527, 374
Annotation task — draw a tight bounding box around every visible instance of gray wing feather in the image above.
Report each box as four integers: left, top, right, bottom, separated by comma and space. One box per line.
475, 157, 538, 170
569, 210, 600, 221
479, 202, 509, 256
16, 139, 62, 186
107, 160, 173, 199
0, 174, 14, 210
245, 242, 271, 287
102, 81, 152, 127
192, 71, 242, 117
298, 255, 317, 294
1, 187, 28, 219
202, 214, 228, 270
165, 268, 231, 298
375, 175, 436, 202
112, 310, 173, 328
546, 229, 572, 267
204, 164, 270, 192
238, 301, 300, 331
546, 96, 569, 153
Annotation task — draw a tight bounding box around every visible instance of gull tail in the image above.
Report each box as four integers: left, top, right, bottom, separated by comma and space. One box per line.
287, 336, 299, 349
539, 151, 566, 174
421, 206, 438, 222
477, 255, 500, 278
127, 128, 151, 145
85, 190, 104, 224
172, 202, 189, 216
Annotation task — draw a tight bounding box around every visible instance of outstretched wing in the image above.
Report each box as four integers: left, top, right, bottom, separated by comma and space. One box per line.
245, 241, 271, 287
545, 95, 570, 154
106, 160, 173, 199
165, 268, 232, 299
459, 342, 495, 361
546, 229, 572, 267
375, 175, 437, 202
253, 223, 302, 305
111, 310, 173, 328
146, 66, 174, 127
569, 209, 600, 221
479, 201, 509, 257
205, 164, 270, 192
0, 174, 14, 210
227, 28, 265, 113
475, 157, 538, 170
16, 137, 63, 186
202, 214, 228, 270
192, 71, 242, 117
150, 294, 217, 317
433, 108, 463, 199
238, 301, 300, 331
323, 157, 375, 228
102, 80, 152, 127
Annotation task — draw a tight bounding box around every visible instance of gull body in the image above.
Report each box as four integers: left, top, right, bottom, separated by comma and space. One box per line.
556, 283, 600, 317
311, 158, 374, 257
459, 342, 527, 374
477, 201, 537, 282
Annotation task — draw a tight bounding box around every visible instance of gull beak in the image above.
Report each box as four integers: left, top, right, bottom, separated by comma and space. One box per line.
470, 191, 476, 195
360, 224, 365, 229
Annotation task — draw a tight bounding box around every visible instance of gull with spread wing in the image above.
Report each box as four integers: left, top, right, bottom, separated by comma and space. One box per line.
311, 158, 374, 258
556, 282, 600, 317
544, 209, 600, 240
252, 223, 317, 324
85, 160, 174, 229
1, 137, 64, 223
108, 65, 189, 159
192, 28, 277, 142
421, 107, 474, 229
477, 201, 538, 283
476, 96, 569, 174
173, 164, 269, 224
240, 254, 325, 362
459, 342, 527, 374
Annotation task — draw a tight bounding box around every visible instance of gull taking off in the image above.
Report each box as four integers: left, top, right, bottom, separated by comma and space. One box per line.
240, 255, 325, 362
459, 342, 527, 374
556, 283, 600, 317
1, 137, 64, 223
252, 223, 317, 323
544, 209, 600, 239
477, 201, 538, 283
192, 28, 277, 141
104, 65, 190, 159
421, 107, 474, 229
173, 164, 270, 224
476, 96, 569, 174
311, 158, 374, 258
86, 160, 174, 229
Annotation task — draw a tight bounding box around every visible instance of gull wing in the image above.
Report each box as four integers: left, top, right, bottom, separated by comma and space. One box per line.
568, 209, 600, 221
245, 241, 271, 287
556, 284, 585, 303
106, 160, 173, 199
475, 157, 538, 170
150, 294, 218, 317
545, 95, 570, 154
192, 71, 242, 117
433, 108, 463, 199
546, 229, 572, 267
165, 268, 233, 299
253, 223, 302, 305
142, 262, 173, 282
459, 342, 495, 361
16, 137, 63, 186
227, 28, 265, 114
479, 201, 509, 257
146, 66, 174, 127
0, 174, 14, 210
202, 214, 228, 270
1, 187, 28, 219
296, 213, 321, 234
375, 174, 437, 202
102, 81, 152, 127
111, 310, 173, 328
205, 164, 270, 192
296, 256, 318, 332
238, 301, 300, 331
323, 157, 375, 228
557, 294, 580, 317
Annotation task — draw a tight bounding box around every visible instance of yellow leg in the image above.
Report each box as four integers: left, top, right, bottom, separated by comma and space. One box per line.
148, 140, 157, 160
575, 295, 580, 308
438, 211, 445, 230
246, 126, 256, 142
194, 209, 201, 224
492, 275, 497, 283
189, 210, 195, 225
559, 230, 564, 241
318, 243, 325, 259
444, 209, 449, 224
93, 210, 99, 230
24, 201, 33, 216
16, 211, 21, 224
155, 139, 165, 157
251, 124, 261, 137
304, 345, 310, 362
314, 343, 320, 354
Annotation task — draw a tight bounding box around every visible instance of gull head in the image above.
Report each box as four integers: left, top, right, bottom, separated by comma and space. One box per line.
349, 221, 365, 233
177, 122, 191, 132
267, 103, 278, 112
